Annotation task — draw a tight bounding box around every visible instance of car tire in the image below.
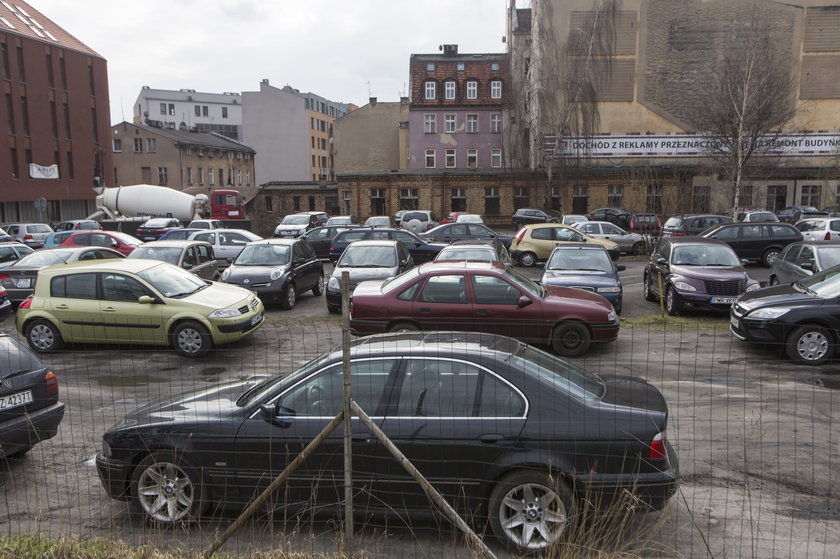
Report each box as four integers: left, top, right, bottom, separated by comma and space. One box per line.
643, 273, 657, 302
387, 321, 419, 333
518, 252, 537, 267
551, 322, 591, 357
614, 298, 623, 315
131, 450, 206, 524
312, 275, 324, 296
665, 286, 680, 316
488, 470, 576, 554
786, 324, 833, 365
281, 282, 297, 310
170, 321, 212, 358
25, 319, 63, 353
763, 248, 781, 267
632, 241, 645, 256
327, 304, 341, 314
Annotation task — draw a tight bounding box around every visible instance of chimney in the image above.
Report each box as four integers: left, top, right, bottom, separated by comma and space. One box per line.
369, 97, 377, 106
441, 44, 458, 56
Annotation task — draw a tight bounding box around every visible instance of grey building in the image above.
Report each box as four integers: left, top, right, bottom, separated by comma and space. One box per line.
133, 87, 243, 140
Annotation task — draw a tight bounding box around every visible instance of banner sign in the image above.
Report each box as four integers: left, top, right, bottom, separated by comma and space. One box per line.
544, 133, 840, 159
29, 163, 60, 179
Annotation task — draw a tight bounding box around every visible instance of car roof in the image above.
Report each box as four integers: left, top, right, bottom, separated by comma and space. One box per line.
417, 260, 503, 273
35, 258, 165, 275
524, 222, 571, 229
788, 240, 840, 246
246, 238, 302, 246
550, 243, 607, 251
346, 240, 399, 248
132, 240, 211, 248
448, 239, 501, 247
340, 331, 524, 361
664, 236, 732, 247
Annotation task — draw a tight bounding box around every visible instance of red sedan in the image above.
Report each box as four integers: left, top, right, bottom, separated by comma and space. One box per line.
59, 231, 144, 256
349, 261, 620, 357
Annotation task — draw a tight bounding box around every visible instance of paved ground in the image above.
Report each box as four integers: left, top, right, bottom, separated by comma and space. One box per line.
2, 257, 838, 559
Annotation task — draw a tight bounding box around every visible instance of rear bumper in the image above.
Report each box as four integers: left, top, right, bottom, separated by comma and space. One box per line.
0, 401, 65, 458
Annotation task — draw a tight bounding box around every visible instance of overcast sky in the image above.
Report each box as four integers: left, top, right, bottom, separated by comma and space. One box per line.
32, 0, 513, 125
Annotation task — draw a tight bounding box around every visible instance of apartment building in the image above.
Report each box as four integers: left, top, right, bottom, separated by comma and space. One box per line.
133, 87, 242, 140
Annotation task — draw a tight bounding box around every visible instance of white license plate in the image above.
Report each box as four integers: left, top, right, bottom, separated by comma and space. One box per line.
13, 278, 31, 288
0, 390, 33, 410
730, 316, 740, 329
250, 311, 263, 326
711, 296, 737, 304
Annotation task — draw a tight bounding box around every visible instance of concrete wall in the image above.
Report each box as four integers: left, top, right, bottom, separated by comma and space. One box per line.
334, 99, 408, 173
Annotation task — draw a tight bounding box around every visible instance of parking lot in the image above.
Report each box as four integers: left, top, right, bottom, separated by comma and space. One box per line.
2, 256, 837, 559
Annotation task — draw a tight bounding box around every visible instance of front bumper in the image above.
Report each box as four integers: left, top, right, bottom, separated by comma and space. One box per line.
0, 401, 65, 458
729, 313, 788, 344
590, 319, 621, 343
96, 452, 133, 500
674, 290, 741, 313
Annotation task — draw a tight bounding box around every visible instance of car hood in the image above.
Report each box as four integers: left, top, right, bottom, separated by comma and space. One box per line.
331, 266, 398, 283
542, 270, 619, 288
224, 264, 286, 283
669, 264, 747, 281
276, 224, 307, 232
109, 378, 267, 428
735, 283, 823, 310
543, 284, 615, 311
181, 281, 253, 308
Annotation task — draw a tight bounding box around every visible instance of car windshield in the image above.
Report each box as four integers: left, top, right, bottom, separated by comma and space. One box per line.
382, 267, 422, 293
234, 244, 291, 266
111, 232, 143, 245
508, 344, 604, 399
366, 217, 390, 225
138, 263, 206, 298
456, 214, 483, 223
282, 215, 310, 225
237, 351, 333, 407
338, 245, 397, 267
795, 220, 825, 231
129, 246, 183, 265
164, 230, 191, 240
27, 224, 52, 233
144, 219, 173, 228
817, 247, 840, 270
798, 265, 840, 298
672, 245, 740, 266
16, 250, 74, 267
546, 249, 612, 271
506, 266, 544, 297
437, 248, 496, 261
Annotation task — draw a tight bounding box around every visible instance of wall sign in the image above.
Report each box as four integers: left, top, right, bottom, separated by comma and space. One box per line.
29, 163, 60, 179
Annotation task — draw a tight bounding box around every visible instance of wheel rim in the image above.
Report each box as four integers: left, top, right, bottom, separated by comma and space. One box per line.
498, 482, 567, 550
520, 253, 535, 267
796, 331, 829, 362
633, 242, 644, 255
29, 324, 55, 350
557, 328, 582, 351
315, 276, 323, 293
177, 328, 203, 354
643, 276, 650, 297
287, 287, 296, 306
666, 290, 675, 312
137, 461, 194, 523
766, 251, 780, 264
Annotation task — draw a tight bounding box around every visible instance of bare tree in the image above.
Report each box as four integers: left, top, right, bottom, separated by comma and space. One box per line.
684, 1, 798, 218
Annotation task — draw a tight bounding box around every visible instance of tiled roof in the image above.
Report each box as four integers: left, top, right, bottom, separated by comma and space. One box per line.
134, 123, 255, 152
0, 0, 102, 57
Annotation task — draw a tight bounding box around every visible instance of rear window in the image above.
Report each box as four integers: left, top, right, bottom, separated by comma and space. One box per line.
796, 220, 825, 232
402, 212, 427, 222
663, 217, 683, 228
0, 336, 44, 377
50, 273, 98, 300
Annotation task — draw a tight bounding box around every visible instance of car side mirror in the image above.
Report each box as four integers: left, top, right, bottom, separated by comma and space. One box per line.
517, 296, 532, 308
616, 265, 626, 272
260, 403, 295, 428
801, 262, 813, 270
294, 257, 306, 265
138, 295, 155, 304
656, 258, 668, 266
182, 262, 193, 269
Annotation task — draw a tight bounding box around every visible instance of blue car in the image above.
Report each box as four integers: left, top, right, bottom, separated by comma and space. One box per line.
540, 244, 625, 313
329, 227, 447, 264
42, 231, 74, 249
158, 228, 204, 241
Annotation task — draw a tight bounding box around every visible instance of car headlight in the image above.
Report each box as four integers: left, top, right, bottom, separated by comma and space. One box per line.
101, 439, 111, 458
745, 282, 761, 292
328, 276, 340, 290
597, 286, 622, 293
220, 268, 230, 281
607, 309, 618, 322
270, 266, 288, 281
673, 281, 697, 292
747, 307, 791, 319
208, 309, 240, 318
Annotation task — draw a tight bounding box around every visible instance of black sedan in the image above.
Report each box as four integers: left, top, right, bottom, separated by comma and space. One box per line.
1, 333, 65, 458
300, 225, 363, 259
220, 238, 324, 310
424, 222, 514, 248
95, 332, 677, 553
731, 265, 840, 365
135, 218, 183, 241
329, 227, 447, 264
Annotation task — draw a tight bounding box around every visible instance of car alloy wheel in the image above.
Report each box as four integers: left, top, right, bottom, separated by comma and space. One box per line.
786, 324, 832, 365
25, 319, 62, 353
171, 321, 211, 358
763, 248, 781, 267
643, 273, 657, 302
632, 241, 645, 256
312, 275, 324, 296
489, 470, 575, 554
518, 252, 537, 267
387, 321, 419, 333
281, 283, 297, 310
132, 451, 203, 524
665, 287, 680, 316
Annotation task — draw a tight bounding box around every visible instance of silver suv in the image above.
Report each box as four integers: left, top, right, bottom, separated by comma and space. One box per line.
3, 223, 54, 248
400, 210, 438, 234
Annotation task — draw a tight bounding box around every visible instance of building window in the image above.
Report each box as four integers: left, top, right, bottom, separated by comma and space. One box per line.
490, 80, 502, 99
66, 151, 74, 179
146, 138, 156, 153
133, 138, 143, 152
491, 63, 500, 71
646, 184, 663, 214
607, 185, 623, 207
5, 94, 14, 134
425, 149, 436, 168
740, 184, 753, 207
63, 103, 71, 140
766, 184, 786, 212
490, 149, 502, 168
370, 188, 385, 215
343, 190, 352, 215
426, 63, 435, 71
0, 42, 9, 80
168, 104, 175, 116
16, 46, 24, 82
549, 186, 563, 211
294, 196, 301, 211
424, 114, 436, 134
514, 187, 529, 210
692, 186, 711, 213
9, 148, 19, 179
59, 56, 67, 90
466, 114, 478, 133
246, 171, 250, 186
194, 105, 201, 117
399, 188, 419, 210
485, 187, 500, 215
113, 138, 122, 152
237, 170, 242, 185
45, 54, 54, 88
445, 149, 456, 168
187, 167, 193, 185
457, 63, 465, 71
490, 114, 502, 133
265, 196, 273, 212
445, 81, 456, 100
199, 168, 205, 185
50, 101, 58, 138
160, 103, 167, 115
222, 107, 228, 118
202, 106, 208, 117
425, 81, 436, 100
157, 167, 168, 185
801, 185, 822, 207
444, 114, 456, 133
467, 149, 477, 168
466, 81, 477, 99
209, 169, 215, 186
451, 188, 467, 212
20, 96, 29, 136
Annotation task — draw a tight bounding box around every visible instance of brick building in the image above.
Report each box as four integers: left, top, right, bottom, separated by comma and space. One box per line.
0, 1, 113, 223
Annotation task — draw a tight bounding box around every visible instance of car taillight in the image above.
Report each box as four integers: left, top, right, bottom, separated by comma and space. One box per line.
629, 216, 636, 230
673, 231, 685, 236
826, 231, 831, 241
649, 432, 668, 460
0, 273, 9, 281
45, 372, 59, 396
17, 296, 33, 309
513, 228, 527, 245
24, 234, 33, 240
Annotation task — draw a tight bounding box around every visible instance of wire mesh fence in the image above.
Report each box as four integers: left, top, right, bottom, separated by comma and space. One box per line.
1, 317, 837, 559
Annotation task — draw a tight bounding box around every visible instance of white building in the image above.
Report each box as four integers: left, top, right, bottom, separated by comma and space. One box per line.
133, 87, 243, 140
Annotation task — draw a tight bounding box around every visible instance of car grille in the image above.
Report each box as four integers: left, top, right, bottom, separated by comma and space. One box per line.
705, 279, 744, 296
237, 305, 249, 315
237, 298, 261, 315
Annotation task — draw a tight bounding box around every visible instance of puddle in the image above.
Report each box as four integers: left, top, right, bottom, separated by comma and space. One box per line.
802, 377, 840, 390
96, 374, 167, 387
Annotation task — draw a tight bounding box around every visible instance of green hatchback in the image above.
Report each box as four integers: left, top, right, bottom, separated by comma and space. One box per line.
15, 259, 264, 357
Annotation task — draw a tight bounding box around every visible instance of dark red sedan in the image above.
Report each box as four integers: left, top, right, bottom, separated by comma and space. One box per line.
59, 231, 143, 256
350, 261, 620, 357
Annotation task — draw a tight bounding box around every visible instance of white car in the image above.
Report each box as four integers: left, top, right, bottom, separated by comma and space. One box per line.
188, 219, 225, 229
3, 223, 54, 248
188, 229, 262, 265
454, 213, 484, 224
573, 220, 646, 255
794, 217, 840, 241
562, 215, 589, 226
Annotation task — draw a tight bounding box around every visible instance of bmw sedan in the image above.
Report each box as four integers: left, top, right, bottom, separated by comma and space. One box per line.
423, 222, 514, 248
349, 261, 620, 357
95, 331, 678, 554
541, 245, 624, 313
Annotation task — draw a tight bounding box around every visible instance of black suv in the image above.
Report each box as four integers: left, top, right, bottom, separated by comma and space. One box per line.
661, 214, 733, 237
587, 208, 633, 229
777, 206, 828, 223
700, 222, 803, 267
512, 208, 563, 229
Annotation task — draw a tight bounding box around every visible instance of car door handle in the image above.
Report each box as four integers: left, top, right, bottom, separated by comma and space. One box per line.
102, 306, 117, 312
479, 434, 504, 444
420, 307, 431, 313
55, 304, 69, 310
352, 436, 373, 443
476, 309, 487, 315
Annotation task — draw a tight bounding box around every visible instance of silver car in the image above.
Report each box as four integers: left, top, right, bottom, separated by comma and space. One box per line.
573, 221, 646, 255
3, 223, 54, 248
769, 241, 840, 285
325, 240, 413, 313
188, 229, 262, 266
128, 240, 219, 280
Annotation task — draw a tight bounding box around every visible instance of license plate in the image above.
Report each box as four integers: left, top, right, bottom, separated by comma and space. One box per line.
730, 316, 740, 329
0, 390, 33, 410
13, 278, 31, 288
711, 296, 737, 304
283, 235, 295, 238
250, 311, 264, 326
143, 236, 155, 241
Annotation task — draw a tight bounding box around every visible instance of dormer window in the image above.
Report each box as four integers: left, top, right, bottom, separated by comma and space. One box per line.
425, 81, 436, 100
